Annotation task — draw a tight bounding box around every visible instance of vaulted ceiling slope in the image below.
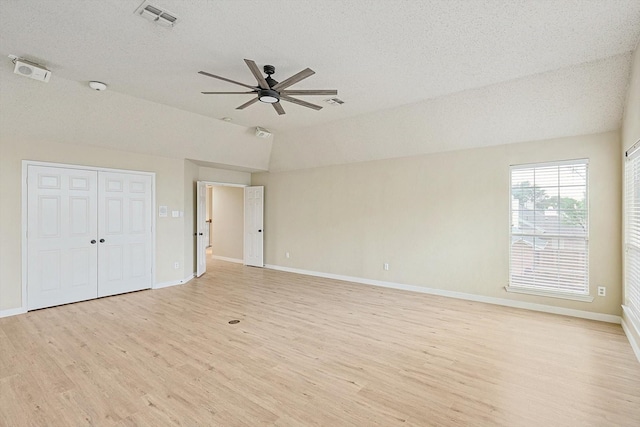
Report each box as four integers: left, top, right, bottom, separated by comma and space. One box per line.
270, 53, 632, 171
1, 1, 639, 171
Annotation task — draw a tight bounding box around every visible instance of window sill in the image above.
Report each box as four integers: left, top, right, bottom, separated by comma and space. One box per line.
505, 285, 594, 302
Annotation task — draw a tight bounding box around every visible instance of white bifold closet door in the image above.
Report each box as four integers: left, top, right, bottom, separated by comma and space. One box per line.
27, 165, 153, 310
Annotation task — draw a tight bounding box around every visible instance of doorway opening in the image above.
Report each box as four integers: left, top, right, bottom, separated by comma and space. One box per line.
207, 184, 245, 263
196, 182, 263, 277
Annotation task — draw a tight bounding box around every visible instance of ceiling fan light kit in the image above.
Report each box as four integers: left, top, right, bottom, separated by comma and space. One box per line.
258, 89, 279, 103
199, 59, 338, 116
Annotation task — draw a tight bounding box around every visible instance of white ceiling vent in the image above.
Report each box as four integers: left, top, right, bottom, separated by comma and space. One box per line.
323, 97, 344, 106
135, 1, 178, 27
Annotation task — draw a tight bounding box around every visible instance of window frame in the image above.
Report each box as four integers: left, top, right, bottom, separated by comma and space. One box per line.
506, 159, 593, 302
624, 146, 640, 332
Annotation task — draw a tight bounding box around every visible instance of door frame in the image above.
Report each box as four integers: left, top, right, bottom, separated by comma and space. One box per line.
21, 160, 157, 312
195, 180, 247, 276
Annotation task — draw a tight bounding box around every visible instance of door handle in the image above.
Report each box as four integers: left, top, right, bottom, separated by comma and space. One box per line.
90, 240, 96, 244
258, 229, 262, 232
199, 233, 203, 236
99, 239, 105, 243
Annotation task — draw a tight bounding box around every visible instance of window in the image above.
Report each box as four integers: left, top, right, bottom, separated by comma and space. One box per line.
624, 147, 640, 328
508, 160, 589, 299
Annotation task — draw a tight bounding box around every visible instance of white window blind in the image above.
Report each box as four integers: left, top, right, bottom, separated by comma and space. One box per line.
624, 148, 640, 325
509, 160, 589, 295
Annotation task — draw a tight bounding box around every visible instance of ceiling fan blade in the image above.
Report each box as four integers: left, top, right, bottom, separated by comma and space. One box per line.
236, 97, 259, 110
281, 89, 338, 96
198, 71, 256, 90
272, 102, 285, 115
201, 91, 256, 94
272, 68, 315, 91
280, 94, 322, 111
244, 59, 270, 90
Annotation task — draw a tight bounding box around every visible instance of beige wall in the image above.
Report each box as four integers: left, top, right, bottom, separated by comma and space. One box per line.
622, 41, 640, 346
0, 141, 187, 310
211, 186, 244, 260
253, 131, 621, 315
199, 167, 252, 185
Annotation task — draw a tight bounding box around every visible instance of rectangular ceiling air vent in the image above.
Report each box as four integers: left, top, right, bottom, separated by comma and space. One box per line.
324, 97, 344, 106
135, 1, 178, 27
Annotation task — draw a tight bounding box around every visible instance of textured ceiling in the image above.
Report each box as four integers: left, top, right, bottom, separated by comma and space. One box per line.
1, 0, 639, 135
271, 54, 632, 171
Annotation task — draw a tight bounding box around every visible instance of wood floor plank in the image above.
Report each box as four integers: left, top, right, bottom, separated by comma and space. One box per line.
1, 258, 639, 426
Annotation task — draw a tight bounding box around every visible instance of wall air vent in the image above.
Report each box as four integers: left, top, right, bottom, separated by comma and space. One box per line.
323, 97, 344, 106
135, 1, 178, 27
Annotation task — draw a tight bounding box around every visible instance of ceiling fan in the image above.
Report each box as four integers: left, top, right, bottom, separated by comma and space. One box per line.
198, 59, 338, 115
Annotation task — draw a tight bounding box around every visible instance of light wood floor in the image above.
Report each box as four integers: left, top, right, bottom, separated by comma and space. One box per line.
1, 259, 639, 426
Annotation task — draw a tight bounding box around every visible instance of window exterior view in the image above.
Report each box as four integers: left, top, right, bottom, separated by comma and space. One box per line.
510, 160, 589, 295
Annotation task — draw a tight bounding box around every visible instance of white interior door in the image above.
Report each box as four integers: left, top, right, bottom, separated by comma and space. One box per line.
97, 172, 153, 297
244, 186, 264, 267
196, 181, 207, 277
27, 166, 98, 310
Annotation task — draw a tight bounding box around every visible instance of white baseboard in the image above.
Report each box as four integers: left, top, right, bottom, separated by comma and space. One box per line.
0, 306, 27, 318
211, 255, 244, 264
153, 274, 195, 290
0, 275, 198, 319
265, 264, 621, 324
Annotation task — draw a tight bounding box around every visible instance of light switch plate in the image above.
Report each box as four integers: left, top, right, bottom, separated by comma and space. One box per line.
159, 205, 168, 217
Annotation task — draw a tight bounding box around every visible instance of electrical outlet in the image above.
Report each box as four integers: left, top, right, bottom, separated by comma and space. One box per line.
286, 252, 290, 259
174, 262, 180, 269
384, 263, 389, 271
597, 286, 606, 297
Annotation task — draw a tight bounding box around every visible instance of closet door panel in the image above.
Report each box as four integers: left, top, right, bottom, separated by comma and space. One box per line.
27, 166, 98, 310
98, 172, 153, 297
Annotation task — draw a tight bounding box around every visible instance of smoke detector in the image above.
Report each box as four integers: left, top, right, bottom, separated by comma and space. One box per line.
89, 81, 107, 91
9, 55, 51, 83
